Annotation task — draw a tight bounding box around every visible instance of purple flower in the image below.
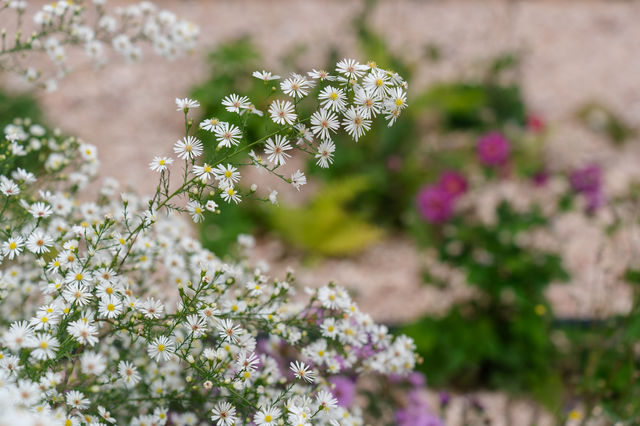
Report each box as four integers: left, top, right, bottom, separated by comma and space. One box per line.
396, 390, 444, 426
570, 164, 601, 193
570, 164, 605, 212
328, 376, 356, 408
477, 131, 510, 166
438, 171, 468, 198
532, 170, 549, 187
416, 185, 455, 223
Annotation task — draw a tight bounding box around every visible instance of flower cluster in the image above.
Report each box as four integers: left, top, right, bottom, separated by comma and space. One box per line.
0, 65, 416, 425
158, 59, 407, 212
1, 0, 198, 90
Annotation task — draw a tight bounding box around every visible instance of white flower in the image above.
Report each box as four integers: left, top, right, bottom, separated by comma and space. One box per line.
211, 402, 237, 426
200, 117, 221, 132
205, 200, 218, 212
362, 68, 390, 97
290, 170, 307, 191
2, 236, 24, 259
220, 187, 241, 204
318, 86, 346, 112
186, 200, 205, 223
336, 58, 368, 79
222, 93, 250, 113
0, 179, 20, 196
310, 108, 340, 141
175, 97, 200, 112
118, 361, 141, 387
66, 390, 90, 410
280, 73, 312, 98
98, 296, 123, 319
149, 156, 173, 172
26, 230, 53, 254
269, 99, 297, 125
264, 135, 292, 166
30, 333, 59, 360
308, 69, 336, 81
254, 407, 281, 426
213, 164, 241, 188
354, 87, 382, 119
315, 140, 336, 168
174, 136, 203, 160
252, 70, 280, 82
67, 319, 99, 346
290, 361, 316, 383
342, 107, 371, 142
213, 122, 242, 148
193, 163, 214, 182
268, 190, 278, 205
147, 336, 175, 362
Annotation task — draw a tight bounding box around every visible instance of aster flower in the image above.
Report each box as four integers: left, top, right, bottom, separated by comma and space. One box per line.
342, 107, 371, 142
269, 99, 297, 125
186, 200, 205, 223
147, 336, 175, 362
310, 108, 340, 141
220, 187, 241, 204
315, 140, 336, 168
213, 122, 242, 148
336, 58, 368, 79
149, 156, 173, 172
199, 117, 221, 132
264, 135, 292, 166
173, 136, 203, 160
175, 97, 199, 112
118, 361, 141, 387
254, 406, 281, 426
290, 361, 316, 383
30, 333, 59, 360
193, 163, 214, 182
0, 179, 20, 196
252, 70, 280, 82
211, 402, 237, 426
27, 202, 53, 219
221, 93, 250, 113
280, 73, 312, 98
290, 170, 307, 191
213, 164, 241, 188
2, 235, 24, 259
318, 86, 346, 112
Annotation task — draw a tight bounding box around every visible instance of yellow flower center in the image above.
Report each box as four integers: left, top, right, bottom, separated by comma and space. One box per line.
329, 92, 338, 100
8, 242, 17, 250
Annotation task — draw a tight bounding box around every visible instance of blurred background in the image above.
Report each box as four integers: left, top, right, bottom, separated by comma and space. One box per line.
4, 0, 640, 424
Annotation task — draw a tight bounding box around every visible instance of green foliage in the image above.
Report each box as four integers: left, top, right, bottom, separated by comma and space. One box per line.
577, 102, 635, 145
0, 88, 53, 176
405, 203, 568, 405
264, 177, 384, 257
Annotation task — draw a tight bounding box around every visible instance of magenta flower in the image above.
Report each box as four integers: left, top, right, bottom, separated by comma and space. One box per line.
438, 171, 468, 198
416, 185, 455, 223
569, 164, 601, 193
477, 131, 510, 166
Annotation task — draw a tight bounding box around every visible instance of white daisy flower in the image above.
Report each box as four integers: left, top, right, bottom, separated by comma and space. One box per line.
149, 156, 173, 172
264, 135, 292, 166
336, 58, 368, 79
175, 97, 200, 112
318, 86, 346, 112
186, 200, 205, 223
173, 136, 203, 160
268, 99, 297, 125
213, 122, 242, 148
310, 108, 340, 141
315, 140, 336, 168
290, 170, 307, 191
221, 93, 250, 113
147, 335, 175, 362
252, 70, 280, 82
342, 107, 371, 142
